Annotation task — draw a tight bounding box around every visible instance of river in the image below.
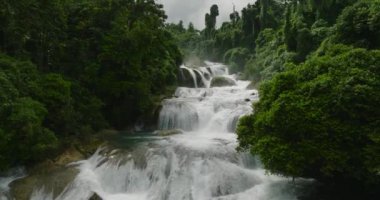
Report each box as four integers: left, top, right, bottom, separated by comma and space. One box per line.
1, 62, 312, 200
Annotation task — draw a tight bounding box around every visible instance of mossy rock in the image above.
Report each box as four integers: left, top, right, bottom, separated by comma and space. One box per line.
10, 149, 81, 200
9, 139, 103, 200
210, 76, 236, 87
179, 67, 205, 88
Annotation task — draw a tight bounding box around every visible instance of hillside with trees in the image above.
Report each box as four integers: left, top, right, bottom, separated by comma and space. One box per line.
0, 0, 181, 170
167, 0, 380, 198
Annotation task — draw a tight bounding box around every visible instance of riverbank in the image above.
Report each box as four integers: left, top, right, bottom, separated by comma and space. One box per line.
7, 130, 119, 200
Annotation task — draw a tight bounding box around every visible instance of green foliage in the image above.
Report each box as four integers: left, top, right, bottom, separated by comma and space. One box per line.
223, 47, 250, 73
94, 1, 181, 127
0, 0, 180, 170
245, 29, 295, 82
166, 22, 202, 58
0, 55, 59, 169
236, 1, 380, 195
7, 98, 58, 163
0, 0, 67, 70
238, 45, 380, 189
35, 74, 76, 135
335, 0, 380, 49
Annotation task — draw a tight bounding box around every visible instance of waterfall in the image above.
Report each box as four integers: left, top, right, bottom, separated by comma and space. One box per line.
180, 65, 198, 88
158, 99, 199, 131
179, 64, 231, 88
193, 69, 209, 88
3, 62, 312, 200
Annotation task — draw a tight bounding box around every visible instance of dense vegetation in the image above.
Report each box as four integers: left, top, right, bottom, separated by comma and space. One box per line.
240, 0, 379, 197
0, 0, 181, 170
1, 0, 379, 197
167, 0, 380, 197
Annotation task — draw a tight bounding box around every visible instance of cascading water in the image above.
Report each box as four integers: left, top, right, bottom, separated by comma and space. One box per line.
3, 62, 312, 200
180, 65, 198, 88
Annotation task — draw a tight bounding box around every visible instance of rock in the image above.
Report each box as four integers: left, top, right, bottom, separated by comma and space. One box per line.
206, 67, 213, 75
204, 73, 211, 80
178, 67, 205, 88
178, 67, 195, 87
210, 76, 237, 87
10, 164, 79, 200
154, 129, 183, 136
9, 146, 88, 200
89, 192, 103, 200
54, 146, 85, 166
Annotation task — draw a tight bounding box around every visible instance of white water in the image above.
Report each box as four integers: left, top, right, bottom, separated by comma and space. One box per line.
0, 167, 26, 200
3, 62, 310, 200
179, 62, 231, 88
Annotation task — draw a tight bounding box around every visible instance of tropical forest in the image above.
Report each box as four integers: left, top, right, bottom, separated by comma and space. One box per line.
0, 0, 379, 200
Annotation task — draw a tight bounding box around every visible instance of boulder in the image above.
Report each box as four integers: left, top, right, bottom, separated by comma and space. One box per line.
178, 67, 195, 87
178, 67, 205, 88
89, 192, 103, 200
210, 76, 236, 87
10, 163, 79, 200
10, 145, 97, 200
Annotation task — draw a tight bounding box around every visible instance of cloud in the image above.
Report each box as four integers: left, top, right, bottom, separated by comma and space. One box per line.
156, 0, 255, 29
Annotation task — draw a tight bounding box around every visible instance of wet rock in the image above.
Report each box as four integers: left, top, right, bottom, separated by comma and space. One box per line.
9, 131, 110, 200
178, 67, 206, 88
204, 73, 211, 80
10, 164, 79, 200
9, 146, 86, 200
54, 146, 85, 166
89, 192, 103, 200
178, 67, 195, 87
210, 76, 237, 87
206, 66, 213, 74
154, 129, 184, 136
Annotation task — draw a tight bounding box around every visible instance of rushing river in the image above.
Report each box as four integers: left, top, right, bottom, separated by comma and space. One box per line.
1, 62, 311, 200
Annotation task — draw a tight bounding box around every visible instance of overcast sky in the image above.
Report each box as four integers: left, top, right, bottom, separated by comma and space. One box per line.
156, 0, 255, 29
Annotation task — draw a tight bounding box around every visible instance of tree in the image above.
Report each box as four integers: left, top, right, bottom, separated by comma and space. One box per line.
188, 22, 195, 32
335, 0, 380, 49
238, 45, 380, 194
0, 0, 182, 171
205, 4, 219, 38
